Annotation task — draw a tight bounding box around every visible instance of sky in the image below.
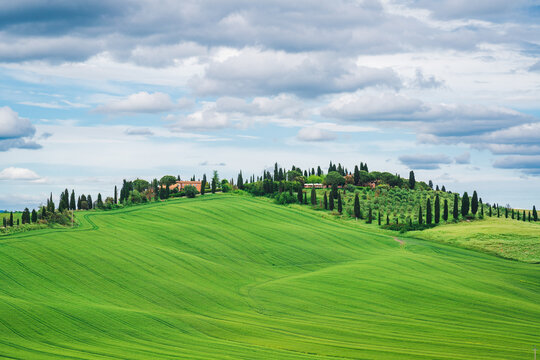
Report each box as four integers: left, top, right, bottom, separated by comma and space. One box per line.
0, 0, 539, 210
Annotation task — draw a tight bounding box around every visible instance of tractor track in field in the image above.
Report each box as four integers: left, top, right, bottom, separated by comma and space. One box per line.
393, 237, 405, 246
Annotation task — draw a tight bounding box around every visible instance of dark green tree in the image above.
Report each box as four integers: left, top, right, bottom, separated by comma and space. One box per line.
97, 193, 104, 208
323, 192, 328, 210
453, 193, 459, 220
201, 174, 207, 196
9, 212, 14, 227
461, 192, 469, 217
533, 206, 537, 221
237, 171, 244, 190
337, 192, 342, 214
480, 198, 484, 216
354, 165, 360, 185
471, 191, 478, 215
70, 190, 76, 210
409, 170, 416, 189
426, 198, 432, 224
522, 210, 526, 222
418, 205, 423, 225
443, 199, 449, 221
31, 209, 37, 223
367, 207, 372, 224
303, 192, 307, 204
386, 214, 390, 225
311, 187, 317, 205
354, 193, 360, 219
297, 188, 303, 204
329, 193, 334, 211
434, 194, 440, 224
378, 211, 381, 225
87, 195, 93, 209
114, 185, 118, 204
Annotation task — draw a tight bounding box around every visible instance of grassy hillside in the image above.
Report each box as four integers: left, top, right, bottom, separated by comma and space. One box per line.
409, 216, 540, 263
0, 194, 538, 359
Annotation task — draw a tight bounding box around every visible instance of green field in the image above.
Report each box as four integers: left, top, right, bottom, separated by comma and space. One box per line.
0, 194, 539, 359
409, 217, 540, 263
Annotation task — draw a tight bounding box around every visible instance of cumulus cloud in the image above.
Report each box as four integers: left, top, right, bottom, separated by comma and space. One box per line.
95, 92, 180, 114
190, 48, 401, 97
296, 127, 337, 142
166, 107, 230, 132
412, 69, 444, 89
322, 92, 423, 121
454, 152, 471, 164
399, 154, 452, 169
0, 167, 41, 181
493, 155, 540, 175
0, 106, 36, 139
0, 106, 41, 151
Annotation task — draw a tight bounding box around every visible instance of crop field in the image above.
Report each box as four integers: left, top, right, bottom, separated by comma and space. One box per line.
0, 194, 539, 359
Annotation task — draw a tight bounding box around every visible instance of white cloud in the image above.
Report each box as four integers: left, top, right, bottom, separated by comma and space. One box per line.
454, 151, 471, 164
297, 127, 337, 142
0, 106, 36, 139
399, 154, 452, 170
95, 92, 179, 114
190, 48, 401, 97
0, 167, 42, 181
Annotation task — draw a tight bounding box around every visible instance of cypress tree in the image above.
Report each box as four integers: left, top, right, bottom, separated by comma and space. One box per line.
441, 185, 446, 192
16, 219, 19, 226
201, 174, 207, 196
426, 198, 432, 224
409, 171, 416, 189
367, 207, 372, 223
237, 171, 244, 190
323, 192, 328, 210
49, 193, 55, 213
511, 209, 515, 219
329, 193, 334, 211
354, 193, 360, 219
418, 205, 423, 225
489, 205, 492, 217
303, 192, 307, 204
114, 186, 118, 204
516, 210, 519, 220
443, 199, 449, 221
497, 205, 500, 217
378, 211, 381, 225
97, 193, 103, 208
453, 193, 459, 220
297, 188, 303, 204
386, 214, 390, 225
480, 198, 484, 216
70, 190, 76, 210
317, 166, 322, 177
9, 212, 13, 227
471, 191, 478, 215
87, 195, 93, 209
354, 165, 360, 185
533, 206, 537, 221
434, 194, 440, 224
522, 210, 526, 222
311, 187, 317, 205
31, 209, 37, 223
64, 189, 69, 210
211, 177, 216, 194
528, 212, 531, 222
2, 217, 6, 227
337, 192, 342, 214
331, 183, 338, 200
461, 192, 469, 217
505, 207, 508, 218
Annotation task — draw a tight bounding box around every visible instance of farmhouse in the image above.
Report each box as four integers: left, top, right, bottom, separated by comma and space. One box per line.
304, 183, 324, 189
169, 181, 202, 192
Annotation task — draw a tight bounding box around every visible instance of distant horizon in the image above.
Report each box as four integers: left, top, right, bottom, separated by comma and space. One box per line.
1, 1, 539, 210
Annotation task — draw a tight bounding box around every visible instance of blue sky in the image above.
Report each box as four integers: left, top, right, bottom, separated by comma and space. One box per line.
1, 0, 539, 210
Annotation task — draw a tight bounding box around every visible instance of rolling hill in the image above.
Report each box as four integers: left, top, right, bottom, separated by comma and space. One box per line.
0, 194, 539, 359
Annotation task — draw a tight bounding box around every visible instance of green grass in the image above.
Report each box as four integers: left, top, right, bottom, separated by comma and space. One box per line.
0, 194, 538, 359
409, 216, 540, 263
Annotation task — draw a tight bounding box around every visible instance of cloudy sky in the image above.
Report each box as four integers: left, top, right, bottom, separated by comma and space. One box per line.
1, 0, 539, 210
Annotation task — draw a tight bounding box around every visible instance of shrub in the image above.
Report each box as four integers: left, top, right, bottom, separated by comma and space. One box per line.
184, 185, 199, 198
345, 184, 356, 192
275, 192, 297, 205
